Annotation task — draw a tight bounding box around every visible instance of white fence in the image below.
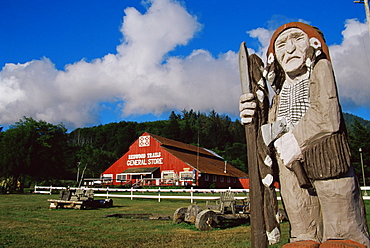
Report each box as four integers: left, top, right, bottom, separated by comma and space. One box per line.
34, 185, 370, 203
34, 185, 251, 203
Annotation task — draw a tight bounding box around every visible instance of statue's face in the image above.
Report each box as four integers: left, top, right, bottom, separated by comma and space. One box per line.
274, 28, 310, 75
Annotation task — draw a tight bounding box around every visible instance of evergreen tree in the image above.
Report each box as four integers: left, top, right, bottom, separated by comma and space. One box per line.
0, 117, 69, 192
166, 111, 181, 140
348, 119, 370, 185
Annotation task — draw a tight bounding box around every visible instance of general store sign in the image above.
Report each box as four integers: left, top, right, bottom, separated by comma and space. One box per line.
127, 152, 163, 166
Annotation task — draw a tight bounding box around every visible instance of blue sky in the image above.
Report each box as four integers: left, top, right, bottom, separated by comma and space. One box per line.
1, 0, 369, 130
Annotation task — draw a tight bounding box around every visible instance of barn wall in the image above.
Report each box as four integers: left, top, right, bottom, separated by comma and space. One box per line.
101, 133, 248, 188
102, 133, 194, 186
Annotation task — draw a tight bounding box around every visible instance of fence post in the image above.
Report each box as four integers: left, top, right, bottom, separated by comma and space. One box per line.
131, 187, 133, 200
50, 185, 52, 195
190, 187, 194, 204
106, 186, 109, 199
34, 185, 37, 194
158, 187, 161, 202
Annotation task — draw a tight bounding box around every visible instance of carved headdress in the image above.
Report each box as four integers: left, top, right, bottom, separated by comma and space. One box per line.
264, 22, 330, 94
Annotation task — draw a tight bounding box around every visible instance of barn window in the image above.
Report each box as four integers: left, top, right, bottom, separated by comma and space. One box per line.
116, 174, 127, 181
205, 174, 209, 181
102, 174, 112, 179
213, 175, 217, 182
227, 177, 231, 183
162, 171, 175, 179
220, 176, 224, 182
101, 174, 113, 183
180, 171, 193, 181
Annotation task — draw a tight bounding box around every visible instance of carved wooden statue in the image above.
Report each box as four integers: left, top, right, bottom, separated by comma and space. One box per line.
239, 22, 370, 246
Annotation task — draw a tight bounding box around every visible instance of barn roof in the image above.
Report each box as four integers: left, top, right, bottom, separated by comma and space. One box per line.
148, 133, 248, 178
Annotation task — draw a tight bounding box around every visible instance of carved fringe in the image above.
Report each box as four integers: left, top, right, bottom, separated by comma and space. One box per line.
302, 132, 351, 180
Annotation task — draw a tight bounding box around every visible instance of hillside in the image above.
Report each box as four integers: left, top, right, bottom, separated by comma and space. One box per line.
343, 112, 370, 132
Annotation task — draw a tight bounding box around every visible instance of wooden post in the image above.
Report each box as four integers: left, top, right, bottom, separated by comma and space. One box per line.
245, 124, 267, 247
239, 42, 267, 247
191, 187, 194, 204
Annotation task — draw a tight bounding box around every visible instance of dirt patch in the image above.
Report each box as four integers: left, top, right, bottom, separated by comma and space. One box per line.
105, 213, 171, 220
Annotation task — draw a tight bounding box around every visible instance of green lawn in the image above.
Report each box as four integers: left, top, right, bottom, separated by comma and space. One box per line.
0, 193, 368, 247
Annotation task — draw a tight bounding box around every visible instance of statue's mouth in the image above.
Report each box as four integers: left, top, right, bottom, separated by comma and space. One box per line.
286, 56, 301, 63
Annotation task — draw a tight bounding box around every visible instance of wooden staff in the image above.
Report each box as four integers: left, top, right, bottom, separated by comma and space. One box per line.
239, 42, 267, 247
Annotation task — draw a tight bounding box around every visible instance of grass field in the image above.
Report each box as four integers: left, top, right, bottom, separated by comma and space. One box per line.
0, 193, 369, 247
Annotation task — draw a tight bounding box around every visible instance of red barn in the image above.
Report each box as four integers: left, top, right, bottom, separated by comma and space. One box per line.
101, 132, 248, 188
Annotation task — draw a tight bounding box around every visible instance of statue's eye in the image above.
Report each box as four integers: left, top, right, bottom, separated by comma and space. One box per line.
293, 32, 306, 41
276, 42, 286, 50
296, 35, 304, 41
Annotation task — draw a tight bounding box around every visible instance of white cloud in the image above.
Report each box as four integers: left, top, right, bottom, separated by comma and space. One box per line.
247, 28, 275, 58
1, 0, 369, 129
0, 59, 60, 124
0, 0, 212, 128
330, 19, 370, 111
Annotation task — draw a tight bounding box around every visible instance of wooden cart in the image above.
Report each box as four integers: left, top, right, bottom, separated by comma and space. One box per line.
47, 188, 113, 210
173, 191, 250, 230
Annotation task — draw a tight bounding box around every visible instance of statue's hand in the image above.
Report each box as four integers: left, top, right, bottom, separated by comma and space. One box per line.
239, 93, 256, 124
274, 131, 302, 168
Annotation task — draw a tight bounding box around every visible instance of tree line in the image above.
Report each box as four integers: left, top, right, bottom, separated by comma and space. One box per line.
0, 110, 369, 193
